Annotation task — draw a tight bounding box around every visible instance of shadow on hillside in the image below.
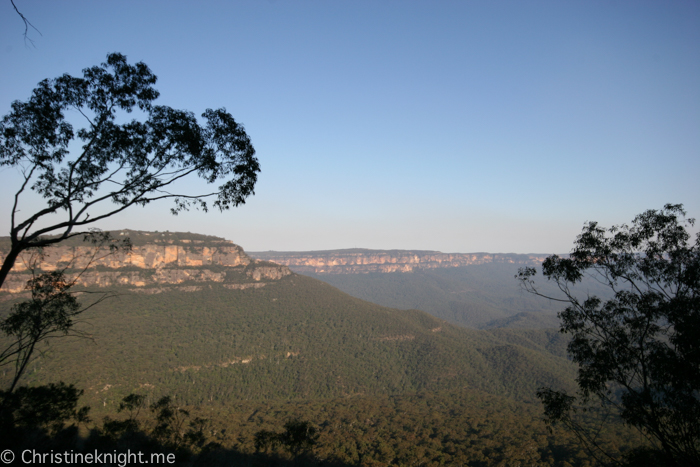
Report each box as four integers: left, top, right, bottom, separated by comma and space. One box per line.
1, 425, 357, 467
184, 450, 356, 467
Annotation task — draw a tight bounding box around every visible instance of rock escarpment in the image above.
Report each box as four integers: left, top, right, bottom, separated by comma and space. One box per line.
0, 230, 291, 294
249, 249, 547, 274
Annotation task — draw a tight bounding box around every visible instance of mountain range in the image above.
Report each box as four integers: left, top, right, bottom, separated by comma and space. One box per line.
0, 231, 574, 406
248, 249, 580, 329
0, 231, 637, 464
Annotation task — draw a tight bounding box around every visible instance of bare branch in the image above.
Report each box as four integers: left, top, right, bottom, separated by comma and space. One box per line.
10, 0, 41, 48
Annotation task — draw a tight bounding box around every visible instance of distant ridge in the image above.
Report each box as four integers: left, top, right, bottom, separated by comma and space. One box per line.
480, 311, 561, 330
254, 248, 441, 254
0, 231, 564, 329
249, 249, 549, 274
248, 249, 594, 329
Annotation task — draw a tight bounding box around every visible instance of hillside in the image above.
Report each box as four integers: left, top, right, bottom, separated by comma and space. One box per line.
1, 235, 571, 329
0, 231, 642, 464
306, 266, 563, 329
2, 274, 576, 409
0, 231, 574, 406
249, 249, 612, 329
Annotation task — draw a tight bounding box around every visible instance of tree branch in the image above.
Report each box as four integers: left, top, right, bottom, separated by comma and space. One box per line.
10, 0, 41, 47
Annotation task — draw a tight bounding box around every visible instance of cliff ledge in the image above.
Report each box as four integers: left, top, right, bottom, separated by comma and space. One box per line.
0, 230, 291, 294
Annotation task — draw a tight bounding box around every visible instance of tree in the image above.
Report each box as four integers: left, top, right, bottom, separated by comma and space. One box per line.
0, 231, 128, 393
254, 419, 319, 459
0, 52, 259, 289
0, 232, 127, 445
103, 394, 211, 452
517, 204, 700, 466
0, 382, 90, 445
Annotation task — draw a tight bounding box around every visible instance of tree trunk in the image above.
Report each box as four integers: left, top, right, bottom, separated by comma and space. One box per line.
0, 245, 23, 291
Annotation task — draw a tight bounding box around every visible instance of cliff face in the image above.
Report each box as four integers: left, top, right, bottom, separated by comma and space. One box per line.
249, 250, 548, 274
0, 231, 291, 294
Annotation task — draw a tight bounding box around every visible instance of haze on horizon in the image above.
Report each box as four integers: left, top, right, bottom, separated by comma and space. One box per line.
1, 1, 698, 254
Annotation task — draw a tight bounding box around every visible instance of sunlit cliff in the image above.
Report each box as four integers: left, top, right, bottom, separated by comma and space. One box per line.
249, 249, 547, 274
0, 230, 291, 294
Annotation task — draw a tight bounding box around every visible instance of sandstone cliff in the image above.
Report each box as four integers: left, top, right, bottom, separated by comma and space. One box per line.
0, 230, 291, 294
249, 249, 547, 274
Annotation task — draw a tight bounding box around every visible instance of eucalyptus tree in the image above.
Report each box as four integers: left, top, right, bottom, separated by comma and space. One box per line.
518, 204, 700, 466
0, 52, 259, 289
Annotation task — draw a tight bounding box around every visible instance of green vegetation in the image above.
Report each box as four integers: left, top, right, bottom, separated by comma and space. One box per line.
252, 250, 617, 329
255, 419, 319, 459
0, 230, 663, 464
306, 264, 568, 328
1, 384, 646, 466
2, 274, 577, 409
520, 204, 700, 465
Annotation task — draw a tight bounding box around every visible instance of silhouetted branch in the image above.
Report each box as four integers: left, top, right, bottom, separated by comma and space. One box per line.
10, 0, 41, 47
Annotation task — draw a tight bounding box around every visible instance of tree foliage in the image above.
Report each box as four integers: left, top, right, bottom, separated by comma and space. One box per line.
0, 231, 128, 393
101, 393, 211, 453
1, 270, 79, 391
518, 204, 700, 466
0, 52, 259, 288
254, 419, 319, 459
0, 382, 89, 434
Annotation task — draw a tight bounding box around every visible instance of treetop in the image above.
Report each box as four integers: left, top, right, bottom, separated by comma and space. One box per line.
0, 53, 259, 252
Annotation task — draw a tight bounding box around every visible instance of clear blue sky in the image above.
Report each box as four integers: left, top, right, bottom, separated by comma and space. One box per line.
1, 1, 698, 253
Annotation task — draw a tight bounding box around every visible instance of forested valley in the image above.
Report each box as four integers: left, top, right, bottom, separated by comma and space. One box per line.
0, 232, 649, 466
2, 18, 696, 464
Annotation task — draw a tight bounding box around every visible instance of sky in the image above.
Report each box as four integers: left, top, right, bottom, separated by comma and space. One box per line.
1, 0, 698, 254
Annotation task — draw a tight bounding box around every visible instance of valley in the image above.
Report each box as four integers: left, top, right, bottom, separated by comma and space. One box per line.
0, 231, 640, 465
249, 249, 578, 329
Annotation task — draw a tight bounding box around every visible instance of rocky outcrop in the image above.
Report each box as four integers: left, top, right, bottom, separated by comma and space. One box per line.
0, 230, 291, 294
246, 263, 293, 281
6, 243, 250, 272
248, 250, 548, 274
